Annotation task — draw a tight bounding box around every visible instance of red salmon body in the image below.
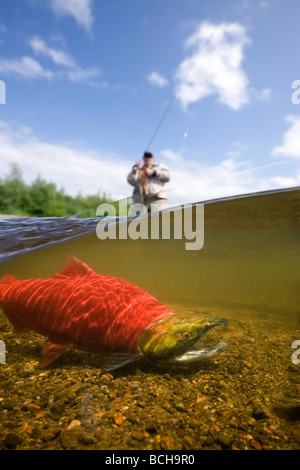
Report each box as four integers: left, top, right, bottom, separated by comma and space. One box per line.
0, 257, 174, 366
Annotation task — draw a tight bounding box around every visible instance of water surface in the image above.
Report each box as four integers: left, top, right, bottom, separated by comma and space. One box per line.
0, 187, 299, 450
1, 187, 299, 317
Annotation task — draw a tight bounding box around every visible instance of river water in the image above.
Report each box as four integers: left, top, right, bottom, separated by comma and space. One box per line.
0, 187, 299, 450
1, 187, 299, 316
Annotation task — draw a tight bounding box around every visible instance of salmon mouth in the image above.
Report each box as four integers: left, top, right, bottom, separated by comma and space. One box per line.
171, 340, 228, 363
166, 317, 229, 364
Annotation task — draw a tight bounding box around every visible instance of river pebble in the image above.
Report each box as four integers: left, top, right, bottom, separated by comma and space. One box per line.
0, 308, 299, 450
4, 432, 22, 449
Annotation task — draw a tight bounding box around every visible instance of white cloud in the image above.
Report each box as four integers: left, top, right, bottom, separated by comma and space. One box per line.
0, 121, 298, 209
160, 148, 300, 205
226, 150, 242, 158
270, 176, 299, 187
271, 115, 300, 159
67, 66, 101, 84
232, 141, 249, 151
250, 87, 272, 102
48, 0, 94, 32
226, 140, 249, 158
0, 36, 102, 86
29, 36, 76, 68
0, 56, 53, 80
161, 149, 256, 203
29, 35, 102, 86
0, 121, 131, 201
174, 21, 250, 111
147, 72, 169, 88
160, 149, 183, 164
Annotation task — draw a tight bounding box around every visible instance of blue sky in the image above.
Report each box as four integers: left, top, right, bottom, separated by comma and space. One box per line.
0, 0, 300, 206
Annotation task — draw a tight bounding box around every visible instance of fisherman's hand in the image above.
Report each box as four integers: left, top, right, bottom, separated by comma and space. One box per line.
135, 159, 143, 167
145, 168, 154, 176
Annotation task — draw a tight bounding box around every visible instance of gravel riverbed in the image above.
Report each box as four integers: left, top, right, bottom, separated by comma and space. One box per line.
0, 306, 299, 450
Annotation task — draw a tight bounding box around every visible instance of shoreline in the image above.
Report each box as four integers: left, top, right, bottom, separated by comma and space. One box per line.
0, 214, 25, 218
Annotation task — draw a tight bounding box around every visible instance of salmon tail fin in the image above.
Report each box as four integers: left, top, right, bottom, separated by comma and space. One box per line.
54, 256, 96, 279
39, 340, 68, 368
0, 274, 17, 285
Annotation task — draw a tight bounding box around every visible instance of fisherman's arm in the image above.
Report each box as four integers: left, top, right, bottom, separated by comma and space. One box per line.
153, 165, 170, 183
127, 159, 142, 185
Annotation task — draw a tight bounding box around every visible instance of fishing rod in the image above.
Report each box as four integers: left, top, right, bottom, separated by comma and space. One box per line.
144, 93, 178, 151
87, 71, 192, 216
144, 66, 193, 151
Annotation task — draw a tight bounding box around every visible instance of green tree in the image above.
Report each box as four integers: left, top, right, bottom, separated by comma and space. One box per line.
0, 163, 29, 215
0, 162, 114, 217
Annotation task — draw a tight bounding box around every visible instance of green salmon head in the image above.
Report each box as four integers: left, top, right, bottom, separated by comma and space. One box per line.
138, 314, 228, 364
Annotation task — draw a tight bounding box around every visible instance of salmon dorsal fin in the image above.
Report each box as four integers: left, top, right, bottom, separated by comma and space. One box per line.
54, 256, 96, 279
0, 274, 17, 285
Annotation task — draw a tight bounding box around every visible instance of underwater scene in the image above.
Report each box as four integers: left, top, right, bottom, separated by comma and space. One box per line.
0, 187, 299, 450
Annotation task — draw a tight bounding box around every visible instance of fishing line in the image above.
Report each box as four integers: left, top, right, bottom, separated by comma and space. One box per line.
144, 93, 178, 151
144, 65, 194, 151
164, 159, 294, 202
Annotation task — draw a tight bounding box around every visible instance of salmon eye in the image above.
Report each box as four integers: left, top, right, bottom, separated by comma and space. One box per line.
182, 332, 191, 340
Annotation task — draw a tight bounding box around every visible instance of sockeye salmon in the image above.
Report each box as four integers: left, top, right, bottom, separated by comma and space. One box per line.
0, 256, 228, 371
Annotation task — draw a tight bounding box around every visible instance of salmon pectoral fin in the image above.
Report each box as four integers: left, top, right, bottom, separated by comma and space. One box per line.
39, 340, 68, 368
101, 353, 142, 372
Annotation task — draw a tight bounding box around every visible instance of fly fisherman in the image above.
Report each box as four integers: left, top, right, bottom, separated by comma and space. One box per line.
127, 151, 170, 211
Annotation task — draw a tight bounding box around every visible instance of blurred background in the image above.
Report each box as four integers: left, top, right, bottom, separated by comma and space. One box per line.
0, 0, 300, 214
